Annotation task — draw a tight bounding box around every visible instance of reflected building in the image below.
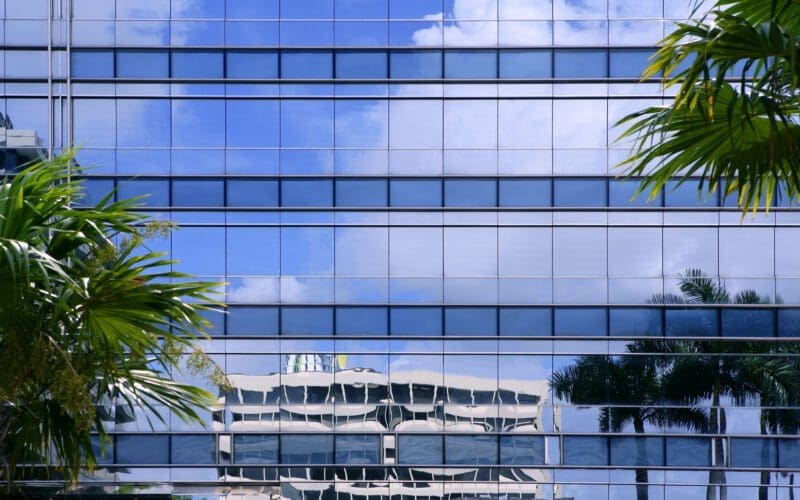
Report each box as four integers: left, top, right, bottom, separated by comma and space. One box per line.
6, 0, 800, 498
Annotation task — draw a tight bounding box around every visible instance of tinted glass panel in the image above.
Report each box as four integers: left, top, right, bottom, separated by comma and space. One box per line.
722, 309, 775, 338
281, 179, 333, 207
335, 435, 380, 464
610, 437, 664, 466
778, 309, 800, 337
779, 439, 800, 468
226, 51, 279, 78
731, 438, 777, 468
116, 435, 169, 465
499, 308, 553, 336
610, 50, 654, 78
562, 436, 608, 465
281, 307, 334, 335
609, 179, 663, 207
554, 50, 608, 78
171, 51, 224, 78
609, 308, 662, 337
445, 435, 498, 465
666, 437, 711, 467
81, 179, 115, 206
336, 307, 388, 335
665, 309, 718, 337
665, 179, 719, 207
390, 179, 442, 207
444, 179, 497, 207
116, 50, 169, 78
499, 50, 552, 78
555, 308, 607, 336
554, 179, 607, 207
172, 179, 224, 207
444, 50, 497, 79
233, 435, 278, 464
281, 435, 333, 464
499, 179, 551, 207
228, 307, 279, 335
117, 179, 169, 207
336, 51, 388, 78
281, 51, 333, 78
171, 435, 215, 465
227, 179, 279, 207
336, 179, 388, 207
500, 436, 545, 465
397, 435, 443, 464
391, 307, 443, 336
445, 307, 497, 336
390, 51, 443, 78
71, 51, 114, 78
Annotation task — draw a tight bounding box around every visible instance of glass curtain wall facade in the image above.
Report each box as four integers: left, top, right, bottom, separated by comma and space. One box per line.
5, 0, 800, 498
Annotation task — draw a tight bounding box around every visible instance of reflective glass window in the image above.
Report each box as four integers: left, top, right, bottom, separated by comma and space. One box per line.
281, 100, 334, 148
228, 307, 279, 335
665, 179, 720, 207
609, 179, 663, 207
554, 179, 607, 207
398, 435, 443, 464
562, 436, 608, 465
779, 439, 800, 468
226, 50, 279, 78
281, 179, 333, 207
554, 50, 608, 78
281, 0, 333, 18
722, 309, 775, 338
117, 179, 169, 207
445, 307, 497, 336
336, 179, 388, 207
171, 51, 224, 78
227, 227, 280, 275
172, 100, 225, 148
390, 179, 442, 207
665, 309, 719, 337
336, 0, 387, 18
172, 227, 225, 276
80, 179, 115, 207
198, 309, 224, 336
610, 50, 655, 78
335, 51, 388, 78
555, 308, 607, 336
281, 435, 333, 464
335, 435, 380, 464
116, 435, 169, 465
500, 436, 545, 465
336, 307, 388, 335
281, 51, 333, 78
226, 100, 280, 148
445, 435, 498, 465
227, 179, 279, 207
610, 437, 664, 466
281, 227, 334, 276
499, 308, 552, 336
117, 0, 170, 18
74, 99, 116, 147
116, 50, 169, 78
171, 435, 215, 465
172, 179, 224, 207
778, 309, 800, 337
233, 435, 278, 464
71, 51, 114, 78
391, 307, 443, 336
731, 438, 777, 468
226, 0, 279, 18
444, 50, 497, 79
609, 308, 662, 337
499, 179, 552, 207
390, 51, 443, 78
117, 99, 171, 148
666, 437, 711, 467
281, 307, 334, 335
444, 179, 497, 207
499, 49, 552, 78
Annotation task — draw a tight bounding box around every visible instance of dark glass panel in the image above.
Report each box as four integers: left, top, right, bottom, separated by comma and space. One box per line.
281, 51, 334, 79
554, 49, 608, 78
499, 307, 553, 336
390, 178, 442, 207
444, 178, 497, 207
444, 307, 497, 336
444, 50, 497, 79
116, 50, 169, 78
779, 439, 800, 468
335, 51, 388, 78
226, 50, 279, 78
500, 436, 545, 465
665, 437, 711, 467
609, 49, 655, 78
610, 437, 664, 466
281, 179, 334, 207
171, 51, 224, 78
228, 306, 280, 335
280, 435, 334, 464
445, 435, 498, 465
730, 438, 777, 468
499, 49, 552, 78
397, 435, 443, 464
390, 307, 443, 336
281, 307, 334, 335
172, 179, 224, 207
778, 309, 800, 337
562, 436, 608, 465
233, 435, 279, 464
80, 179, 115, 207
336, 307, 388, 335
390, 50, 443, 78
555, 308, 607, 336
335, 435, 380, 464
116, 435, 169, 465
665, 309, 719, 337
499, 178, 552, 207
71, 51, 114, 78
554, 178, 607, 207
171, 434, 216, 465
609, 308, 662, 337
198, 309, 225, 336
336, 178, 388, 207
721, 309, 775, 338
117, 179, 169, 207
609, 179, 663, 207
227, 179, 279, 207
665, 179, 720, 207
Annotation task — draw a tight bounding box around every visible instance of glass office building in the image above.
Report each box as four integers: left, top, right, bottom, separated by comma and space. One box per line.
5, 0, 800, 497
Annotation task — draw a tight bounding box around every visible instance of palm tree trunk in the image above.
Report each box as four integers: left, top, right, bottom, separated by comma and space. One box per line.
634, 418, 649, 500
758, 410, 770, 500
707, 379, 727, 500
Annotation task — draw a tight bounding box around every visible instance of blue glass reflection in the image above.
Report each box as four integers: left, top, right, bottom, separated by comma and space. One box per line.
171, 51, 224, 78
226, 51, 279, 78
499, 179, 552, 207
227, 179, 279, 207
390, 179, 442, 207
445, 307, 497, 336
282, 179, 333, 207
281, 51, 334, 79
390, 51, 443, 78
336, 51, 388, 78
499, 49, 552, 78
554, 179, 607, 207
555, 308, 607, 336
499, 308, 553, 336
71, 51, 114, 78
336, 307, 388, 335
281, 307, 334, 335
391, 307, 443, 336
555, 50, 608, 78
336, 179, 388, 207
116, 51, 169, 78
444, 50, 497, 79
444, 179, 497, 207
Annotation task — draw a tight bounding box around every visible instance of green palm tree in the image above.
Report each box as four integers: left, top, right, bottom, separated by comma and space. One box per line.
617, 0, 800, 212
0, 152, 221, 488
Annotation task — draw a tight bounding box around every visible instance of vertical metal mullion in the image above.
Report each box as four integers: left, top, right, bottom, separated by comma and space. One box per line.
47, 0, 54, 159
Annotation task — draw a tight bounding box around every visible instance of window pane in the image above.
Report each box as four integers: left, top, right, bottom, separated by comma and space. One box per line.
116, 50, 169, 78
444, 307, 497, 336
336, 51, 388, 78
71, 51, 114, 78
281, 51, 333, 78
281, 179, 333, 206
722, 309, 775, 338
281, 435, 333, 464
233, 435, 278, 464
116, 435, 169, 465
610, 437, 664, 466
665, 179, 719, 207
555, 308, 607, 336
562, 436, 608, 465
390, 50, 443, 78
665, 309, 719, 337
117, 179, 169, 207
335, 435, 380, 464
336, 307, 388, 335
610, 49, 654, 78
226, 100, 280, 148
80, 179, 115, 207
731, 438, 777, 468
555, 50, 608, 78
666, 437, 711, 467
499, 49, 552, 78
499, 308, 552, 336
778, 309, 800, 337
281, 307, 334, 335
499, 179, 551, 207
226, 50, 279, 78
445, 435, 498, 465
228, 307, 279, 335
227, 179, 279, 207
336, 179, 388, 207
172, 179, 224, 207
780, 439, 800, 468
390, 179, 442, 207
554, 179, 607, 207
609, 179, 662, 207
171, 435, 215, 465
171, 51, 224, 78
444, 50, 497, 79
444, 179, 497, 207
500, 436, 545, 465
391, 307, 443, 336
281, 227, 334, 276
227, 227, 280, 275
609, 308, 662, 336
398, 435, 443, 464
